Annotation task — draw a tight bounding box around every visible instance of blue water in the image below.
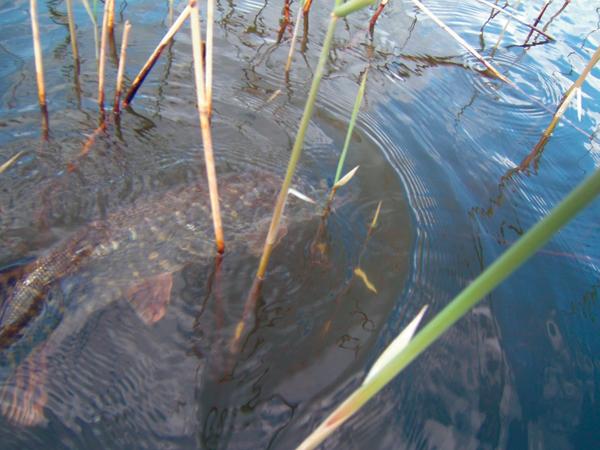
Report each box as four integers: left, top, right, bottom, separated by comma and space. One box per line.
0, 0, 599, 448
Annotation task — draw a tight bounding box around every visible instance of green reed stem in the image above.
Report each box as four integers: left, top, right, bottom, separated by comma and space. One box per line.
334, 70, 367, 185
333, 0, 377, 17
299, 167, 600, 450
256, 13, 338, 279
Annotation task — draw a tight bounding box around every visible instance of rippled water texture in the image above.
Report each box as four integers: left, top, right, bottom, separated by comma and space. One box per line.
1, 0, 600, 448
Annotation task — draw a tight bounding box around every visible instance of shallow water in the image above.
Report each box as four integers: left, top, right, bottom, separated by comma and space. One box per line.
0, 0, 599, 448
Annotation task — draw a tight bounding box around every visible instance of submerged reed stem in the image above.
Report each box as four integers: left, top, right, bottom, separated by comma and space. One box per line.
190, 0, 225, 254
114, 21, 132, 114
30, 0, 49, 137
123, 5, 191, 107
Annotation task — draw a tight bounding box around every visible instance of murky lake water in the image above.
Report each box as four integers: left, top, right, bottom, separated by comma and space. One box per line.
0, 0, 599, 448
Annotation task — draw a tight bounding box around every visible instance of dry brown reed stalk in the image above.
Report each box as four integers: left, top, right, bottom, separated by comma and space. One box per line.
30, 0, 49, 138
190, 0, 225, 254
409, 0, 509, 83
473, 0, 554, 41
524, 0, 552, 45
369, 0, 388, 35
65, 0, 80, 73
113, 20, 132, 114
122, 5, 191, 107
206, 0, 215, 117
517, 45, 600, 172
98, 0, 112, 113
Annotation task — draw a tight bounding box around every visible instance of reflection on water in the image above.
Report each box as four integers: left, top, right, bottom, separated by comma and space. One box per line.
0, 0, 599, 448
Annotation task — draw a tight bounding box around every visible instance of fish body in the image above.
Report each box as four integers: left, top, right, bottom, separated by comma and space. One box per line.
0, 170, 319, 424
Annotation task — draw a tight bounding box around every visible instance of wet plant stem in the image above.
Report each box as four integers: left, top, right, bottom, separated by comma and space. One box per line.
30, 0, 49, 139
123, 5, 191, 107
98, 0, 112, 113
190, 0, 225, 254
113, 21, 132, 114
298, 167, 600, 449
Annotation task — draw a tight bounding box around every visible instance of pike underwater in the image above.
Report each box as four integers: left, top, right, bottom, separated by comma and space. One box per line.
1, 0, 600, 449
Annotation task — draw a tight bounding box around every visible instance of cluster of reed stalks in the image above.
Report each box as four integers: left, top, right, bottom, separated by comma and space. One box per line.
19, 1, 600, 449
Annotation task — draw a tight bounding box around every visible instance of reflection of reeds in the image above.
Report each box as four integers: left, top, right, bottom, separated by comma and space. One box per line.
65, 0, 79, 73
300, 166, 600, 450
190, 0, 225, 254
474, 0, 554, 42
409, 0, 509, 83
524, 0, 552, 45
123, 5, 191, 107
114, 21, 132, 114
29, 0, 49, 138
518, 45, 600, 172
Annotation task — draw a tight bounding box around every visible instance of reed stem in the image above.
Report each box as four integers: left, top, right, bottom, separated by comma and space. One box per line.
284, 0, 305, 75
108, 0, 115, 33
524, 0, 552, 45
519, 45, 600, 171
407, 0, 509, 83
473, 0, 554, 41
368, 0, 388, 35
298, 167, 600, 449
114, 21, 132, 114
206, 0, 214, 116
190, 0, 225, 254
257, 14, 339, 280
98, 0, 112, 112
30, 0, 49, 137
123, 5, 191, 107
334, 71, 367, 184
